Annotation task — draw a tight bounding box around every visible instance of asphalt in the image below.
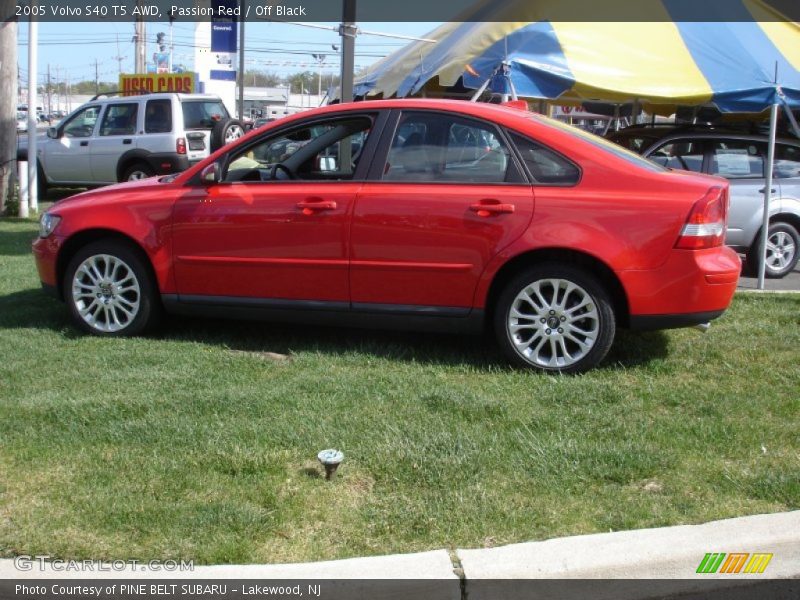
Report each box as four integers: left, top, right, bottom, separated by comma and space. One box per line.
738, 263, 800, 291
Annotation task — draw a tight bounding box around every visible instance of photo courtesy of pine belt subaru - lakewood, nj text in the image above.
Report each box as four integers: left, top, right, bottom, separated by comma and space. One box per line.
33, 100, 741, 373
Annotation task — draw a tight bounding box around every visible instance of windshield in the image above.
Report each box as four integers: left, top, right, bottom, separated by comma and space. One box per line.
181, 100, 229, 129
531, 114, 668, 173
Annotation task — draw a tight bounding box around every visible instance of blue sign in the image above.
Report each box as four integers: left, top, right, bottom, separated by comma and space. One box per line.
211, 0, 237, 53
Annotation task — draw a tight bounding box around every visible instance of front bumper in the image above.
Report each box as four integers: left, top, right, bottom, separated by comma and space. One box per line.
620, 245, 741, 329
32, 235, 63, 298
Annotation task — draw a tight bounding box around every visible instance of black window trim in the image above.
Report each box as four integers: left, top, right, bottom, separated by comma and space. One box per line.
366, 108, 529, 187
505, 129, 583, 187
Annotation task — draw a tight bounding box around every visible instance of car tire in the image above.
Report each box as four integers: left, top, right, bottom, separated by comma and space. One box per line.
745, 222, 800, 279
122, 162, 155, 182
210, 118, 245, 151
37, 165, 48, 198
493, 264, 616, 374
64, 240, 161, 337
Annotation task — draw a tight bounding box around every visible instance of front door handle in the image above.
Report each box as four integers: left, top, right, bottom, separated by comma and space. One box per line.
469, 201, 515, 217
122, 139, 133, 145
297, 199, 337, 215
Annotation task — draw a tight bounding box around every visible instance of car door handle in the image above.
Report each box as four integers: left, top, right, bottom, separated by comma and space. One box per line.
123, 139, 133, 145
469, 201, 515, 217
759, 188, 776, 194
297, 199, 337, 215
80, 141, 89, 147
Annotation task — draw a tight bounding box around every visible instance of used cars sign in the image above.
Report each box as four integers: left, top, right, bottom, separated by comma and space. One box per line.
119, 73, 195, 95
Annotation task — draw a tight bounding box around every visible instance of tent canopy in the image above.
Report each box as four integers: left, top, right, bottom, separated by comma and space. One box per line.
354, 0, 800, 113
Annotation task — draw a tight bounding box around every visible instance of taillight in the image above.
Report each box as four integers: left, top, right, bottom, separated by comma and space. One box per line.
675, 186, 728, 249
176, 137, 186, 155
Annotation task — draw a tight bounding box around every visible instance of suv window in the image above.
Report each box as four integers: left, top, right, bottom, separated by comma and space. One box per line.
225, 116, 373, 182
383, 112, 515, 183
709, 140, 764, 179
99, 103, 138, 137
510, 133, 580, 185
182, 100, 229, 129
775, 144, 800, 179
145, 99, 173, 133
650, 140, 704, 172
62, 105, 100, 138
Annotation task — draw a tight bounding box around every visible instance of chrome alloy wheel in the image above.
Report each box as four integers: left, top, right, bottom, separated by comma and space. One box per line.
71, 254, 141, 333
766, 230, 796, 272
225, 124, 245, 144
507, 278, 600, 369
126, 169, 150, 181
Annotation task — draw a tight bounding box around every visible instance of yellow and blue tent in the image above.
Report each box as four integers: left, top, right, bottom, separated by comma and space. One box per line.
353, 0, 800, 113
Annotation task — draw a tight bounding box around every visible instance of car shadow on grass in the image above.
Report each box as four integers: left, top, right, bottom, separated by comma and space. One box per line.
0, 229, 39, 256
0, 288, 670, 371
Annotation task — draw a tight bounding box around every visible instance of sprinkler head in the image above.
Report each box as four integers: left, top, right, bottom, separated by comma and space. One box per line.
317, 449, 344, 480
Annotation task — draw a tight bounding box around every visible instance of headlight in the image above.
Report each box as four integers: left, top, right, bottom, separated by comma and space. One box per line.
39, 213, 61, 238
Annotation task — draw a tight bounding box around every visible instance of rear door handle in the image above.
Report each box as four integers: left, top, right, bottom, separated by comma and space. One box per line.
80, 141, 89, 147
759, 188, 776, 194
297, 199, 337, 215
469, 201, 515, 217
122, 139, 133, 145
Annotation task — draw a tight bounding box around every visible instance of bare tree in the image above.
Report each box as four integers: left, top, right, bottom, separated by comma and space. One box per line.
0, 6, 18, 214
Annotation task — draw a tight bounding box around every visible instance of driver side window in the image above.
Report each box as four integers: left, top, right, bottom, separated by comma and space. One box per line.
63, 105, 100, 138
224, 116, 373, 183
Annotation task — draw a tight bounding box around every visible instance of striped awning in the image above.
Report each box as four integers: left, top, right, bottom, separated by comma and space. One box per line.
353, 0, 800, 112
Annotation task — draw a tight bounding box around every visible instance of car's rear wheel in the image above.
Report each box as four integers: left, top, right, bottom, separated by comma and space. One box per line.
122, 162, 155, 182
746, 222, 799, 278
494, 264, 616, 374
64, 240, 160, 336
211, 118, 245, 151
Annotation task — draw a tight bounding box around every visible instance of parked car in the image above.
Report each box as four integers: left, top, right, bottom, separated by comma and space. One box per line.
33, 99, 740, 373
609, 126, 800, 277
16, 111, 27, 132
35, 92, 244, 193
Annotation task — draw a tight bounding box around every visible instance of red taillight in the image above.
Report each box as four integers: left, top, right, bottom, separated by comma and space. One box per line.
176, 137, 186, 155
675, 186, 728, 250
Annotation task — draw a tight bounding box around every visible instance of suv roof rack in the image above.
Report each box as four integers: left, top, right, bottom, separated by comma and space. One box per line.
90, 90, 152, 101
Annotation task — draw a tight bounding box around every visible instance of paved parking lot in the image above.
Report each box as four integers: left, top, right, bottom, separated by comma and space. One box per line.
738, 264, 800, 291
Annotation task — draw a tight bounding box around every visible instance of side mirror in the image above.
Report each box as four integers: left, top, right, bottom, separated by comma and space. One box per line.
47, 127, 58, 139
200, 162, 221, 185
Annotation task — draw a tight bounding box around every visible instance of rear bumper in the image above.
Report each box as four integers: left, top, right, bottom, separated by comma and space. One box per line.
620, 245, 740, 328
145, 152, 191, 175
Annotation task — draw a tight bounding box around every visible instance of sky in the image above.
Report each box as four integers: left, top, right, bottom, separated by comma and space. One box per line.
16, 21, 441, 88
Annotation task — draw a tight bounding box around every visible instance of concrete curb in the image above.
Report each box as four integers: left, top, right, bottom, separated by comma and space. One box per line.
1, 511, 797, 598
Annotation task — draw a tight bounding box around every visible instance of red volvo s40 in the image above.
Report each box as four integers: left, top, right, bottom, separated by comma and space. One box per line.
33, 100, 740, 373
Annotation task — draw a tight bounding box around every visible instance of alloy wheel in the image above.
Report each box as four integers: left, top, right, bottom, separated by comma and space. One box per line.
71, 254, 141, 333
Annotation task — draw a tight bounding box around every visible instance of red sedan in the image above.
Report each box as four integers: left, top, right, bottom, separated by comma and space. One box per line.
33, 99, 740, 373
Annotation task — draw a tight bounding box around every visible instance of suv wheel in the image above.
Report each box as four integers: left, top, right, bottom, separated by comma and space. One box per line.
64, 240, 161, 336
746, 222, 800, 278
122, 162, 155, 182
494, 264, 616, 374
211, 118, 245, 151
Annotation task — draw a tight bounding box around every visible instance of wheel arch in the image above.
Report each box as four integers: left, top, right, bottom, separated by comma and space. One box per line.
116, 149, 154, 182
484, 248, 631, 328
56, 229, 159, 301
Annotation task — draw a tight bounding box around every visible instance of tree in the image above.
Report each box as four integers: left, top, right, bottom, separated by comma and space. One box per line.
285, 71, 316, 94
0, 6, 17, 214
242, 70, 281, 88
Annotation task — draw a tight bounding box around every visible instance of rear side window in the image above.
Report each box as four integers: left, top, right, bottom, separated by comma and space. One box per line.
99, 103, 138, 137
709, 140, 765, 179
383, 111, 518, 184
775, 144, 800, 179
509, 133, 580, 185
649, 140, 704, 172
145, 99, 173, 133
182, 100, 229, 129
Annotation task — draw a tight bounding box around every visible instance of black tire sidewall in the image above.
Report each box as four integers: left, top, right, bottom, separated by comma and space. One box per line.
493, 264, 616, 374
210, 118, 244, 152
64, 240, 159, 337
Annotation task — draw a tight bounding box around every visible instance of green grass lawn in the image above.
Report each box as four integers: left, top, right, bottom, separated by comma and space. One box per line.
0, 218, 798, 565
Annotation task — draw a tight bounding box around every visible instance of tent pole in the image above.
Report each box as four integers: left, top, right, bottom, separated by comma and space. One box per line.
756, 103, 779, 290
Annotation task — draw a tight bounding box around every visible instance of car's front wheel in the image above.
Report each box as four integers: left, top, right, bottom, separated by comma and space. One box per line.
64, 240, 160, 336
494, 265, 616, 374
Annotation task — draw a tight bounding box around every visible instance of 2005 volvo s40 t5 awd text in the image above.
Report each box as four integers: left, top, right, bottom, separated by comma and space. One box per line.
33, 99, 740, 373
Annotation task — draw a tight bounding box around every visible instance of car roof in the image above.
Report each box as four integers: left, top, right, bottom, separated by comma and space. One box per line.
91, 93, 224, 104
611, 125, 800, 147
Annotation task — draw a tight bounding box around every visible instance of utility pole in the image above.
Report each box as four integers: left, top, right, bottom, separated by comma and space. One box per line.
134, 1, 146, 74
0, 4, 18, 214
339, 0, 356, 104
94, 59, 99, 95
113, 34, 127, 78
46, 64, 51, 117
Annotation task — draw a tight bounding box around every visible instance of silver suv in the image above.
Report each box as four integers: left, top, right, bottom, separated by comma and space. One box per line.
36, 92, 244, 190
610, 127, 800, 278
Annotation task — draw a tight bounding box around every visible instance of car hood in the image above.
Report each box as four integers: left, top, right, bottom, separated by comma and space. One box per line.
51, 176, 176, 208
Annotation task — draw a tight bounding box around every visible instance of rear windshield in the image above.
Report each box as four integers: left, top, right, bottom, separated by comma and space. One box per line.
181, 100, 229, 129
531, 115, 667, 173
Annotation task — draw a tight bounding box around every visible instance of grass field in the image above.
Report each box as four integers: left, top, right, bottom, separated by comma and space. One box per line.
0, 217, 798, 565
